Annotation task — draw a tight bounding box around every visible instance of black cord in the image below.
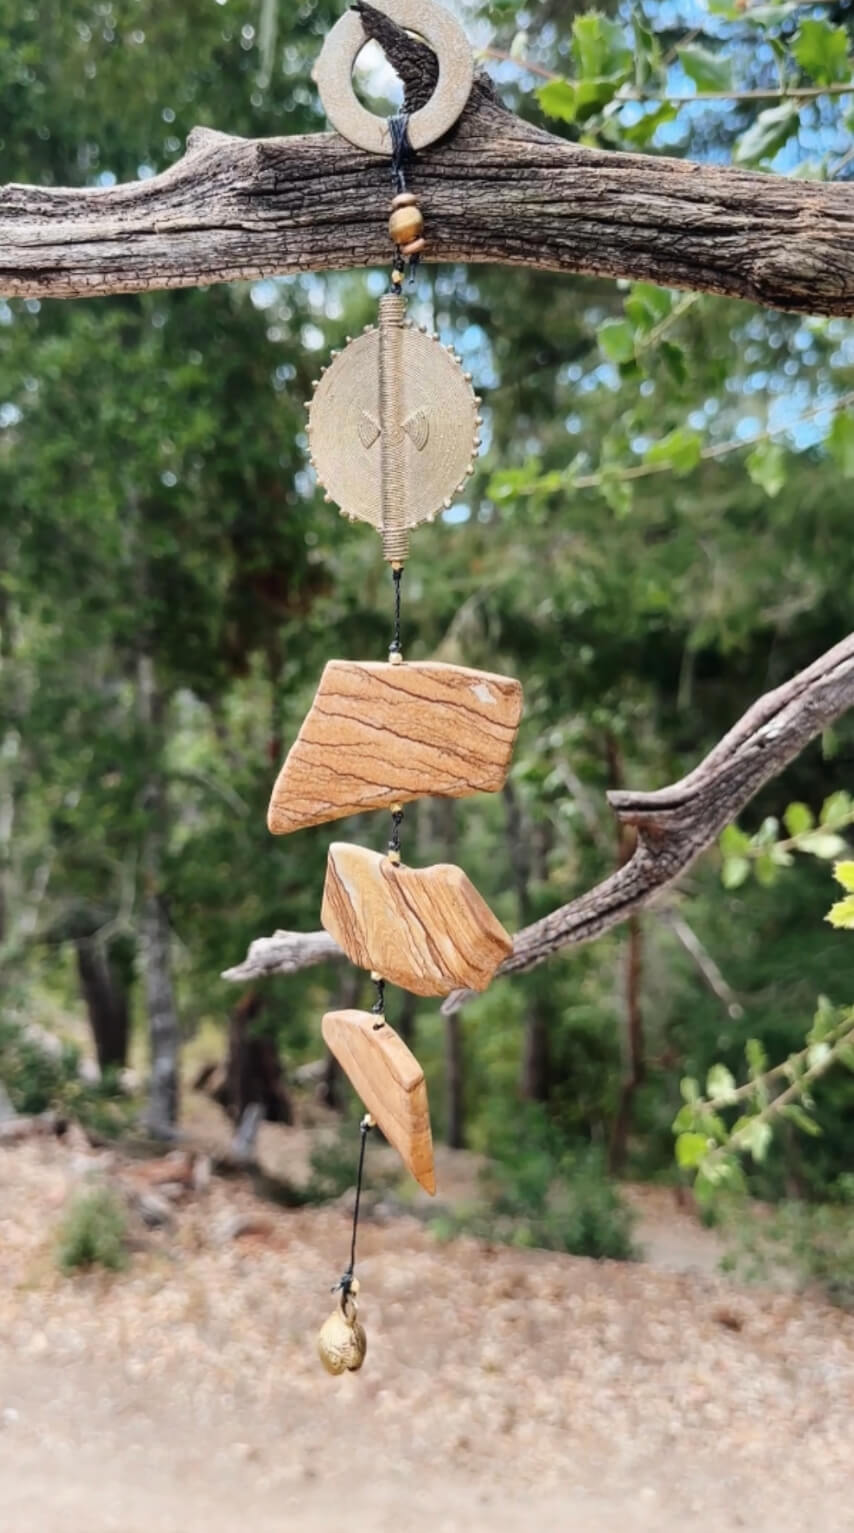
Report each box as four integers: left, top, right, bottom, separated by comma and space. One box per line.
335, 1115, 373, 1297
387, 112, 420, 284
388, 111, 411, 194
389, 563, 403, 657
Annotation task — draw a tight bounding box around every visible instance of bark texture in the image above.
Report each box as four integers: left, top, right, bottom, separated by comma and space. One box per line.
0, 5, 852, 314
74, 938, 130, 1073
223, 631, 854, 998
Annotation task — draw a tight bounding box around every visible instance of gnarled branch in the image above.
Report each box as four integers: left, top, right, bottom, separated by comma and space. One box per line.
1, 4, 852, 313
222, 631, 854, 994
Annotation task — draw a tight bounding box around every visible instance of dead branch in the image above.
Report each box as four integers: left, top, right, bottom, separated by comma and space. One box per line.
222, 632, 854, 997
1, 4, 852, 314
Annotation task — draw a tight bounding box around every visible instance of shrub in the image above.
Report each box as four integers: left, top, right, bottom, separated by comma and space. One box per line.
720, 1192, 854, 1310
0, 1015, 135, 1138
435, 1106, 636, 1262
55, 1185, 129, 1275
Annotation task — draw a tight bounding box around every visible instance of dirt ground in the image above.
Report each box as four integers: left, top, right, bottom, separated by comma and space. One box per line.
1, 1134, 852, 1533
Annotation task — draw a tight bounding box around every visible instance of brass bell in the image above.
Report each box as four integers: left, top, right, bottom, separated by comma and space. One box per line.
317, 1279, 367, 1376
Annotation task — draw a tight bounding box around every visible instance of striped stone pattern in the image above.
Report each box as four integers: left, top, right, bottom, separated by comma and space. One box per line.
267, 660, 523, 835
321, 844, 513, 998
321, 1008, 435, 1194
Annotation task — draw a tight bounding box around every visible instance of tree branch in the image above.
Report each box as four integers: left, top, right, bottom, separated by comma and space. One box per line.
222, 631, 854, 992
1, 5, 852, 314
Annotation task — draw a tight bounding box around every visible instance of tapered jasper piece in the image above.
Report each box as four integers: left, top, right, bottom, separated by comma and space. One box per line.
267, 660, 523, 835
321, 844, 513, 997
321, 1009, 435, 1194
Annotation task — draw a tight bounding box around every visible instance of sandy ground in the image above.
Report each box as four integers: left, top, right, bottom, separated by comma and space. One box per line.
1, 1135, 853, 1533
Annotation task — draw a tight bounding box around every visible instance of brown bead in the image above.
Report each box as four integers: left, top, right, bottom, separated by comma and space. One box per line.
391, 191, 417, 208
389, 204, 424, 247
401, 237, 426, 257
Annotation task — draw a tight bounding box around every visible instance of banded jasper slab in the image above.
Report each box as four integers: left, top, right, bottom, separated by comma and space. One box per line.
321, 1009, 435, 1194
321, 844, 513, 997
267, 660, 523, 835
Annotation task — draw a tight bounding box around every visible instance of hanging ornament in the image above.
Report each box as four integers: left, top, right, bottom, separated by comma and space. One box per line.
270, 0, 524, 1372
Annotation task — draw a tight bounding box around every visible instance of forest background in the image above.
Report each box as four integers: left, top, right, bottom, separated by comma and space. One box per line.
1, 0, 853, 1270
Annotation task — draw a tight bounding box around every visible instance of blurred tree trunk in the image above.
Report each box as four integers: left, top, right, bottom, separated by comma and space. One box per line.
605, 736, 645, 1174
504, 781, 551, 1102
435, 798, 466, 1146
445, 1010, 464, 1150
138, 652, 181, 1137
74, 938, 130, 1071
223, 991, 292, 1124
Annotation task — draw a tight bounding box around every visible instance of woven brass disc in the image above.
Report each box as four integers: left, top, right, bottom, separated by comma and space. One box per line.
308, 296, 480, 558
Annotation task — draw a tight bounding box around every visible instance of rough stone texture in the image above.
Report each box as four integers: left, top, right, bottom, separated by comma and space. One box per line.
267, 661, 523, 835
321, 844, 513, 996
321, 1009, 435, 1194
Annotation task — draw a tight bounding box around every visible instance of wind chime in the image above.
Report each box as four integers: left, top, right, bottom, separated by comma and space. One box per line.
267, 0, 523, 1374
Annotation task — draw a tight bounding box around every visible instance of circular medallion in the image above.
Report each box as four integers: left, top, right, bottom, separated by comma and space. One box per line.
312, 0, 474, 155
308, 305, 480, 546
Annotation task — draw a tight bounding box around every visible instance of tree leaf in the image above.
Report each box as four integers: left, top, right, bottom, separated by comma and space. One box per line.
735, 1116, 772, 1162
783, 801, 813, 837
821, 790, 852, 828
833, 861, 854, 894
536, 79, 578, 124
678, 44, 733, 93
722, 855, 750, 889
598, 318, 635, 364
675, 1131, 709, 1169
643, 426, 702, 475
720, 824, 751, 858
734, 102, 800, 165
706, 1063, 737, 1103
798, 832, 847, 859
793, 19, 851, 86
784, 1104, 822, 1137
572, 13, 632, 80
746, 440, 786, 498
828, 413, 854, 479
826, 895, 854, 930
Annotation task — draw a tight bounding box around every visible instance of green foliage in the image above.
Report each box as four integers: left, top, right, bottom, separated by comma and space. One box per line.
719, 796, 853, 892
721, 1193, 854, 1311
826, 860, 854, 930
734, 104, 800, 166
55, 1185, 128, 1275
436, 1108, 636, 1262
0, 1016, 78, 1116
792, 20, 851, 86
678, 45, 733, 93
0, 1014, 135, 1137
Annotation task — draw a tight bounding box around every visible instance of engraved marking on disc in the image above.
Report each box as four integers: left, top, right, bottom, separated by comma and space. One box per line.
308, 293, 480, 560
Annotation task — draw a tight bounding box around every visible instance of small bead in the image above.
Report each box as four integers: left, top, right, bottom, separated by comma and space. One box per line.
391, 268, 405, 287
389, 204, 424, 246
391, 191, 417, 208
386, 850, 401, 866
370, 970, 382, 983
389, 650, 404, 666
401, 237, 426, 257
